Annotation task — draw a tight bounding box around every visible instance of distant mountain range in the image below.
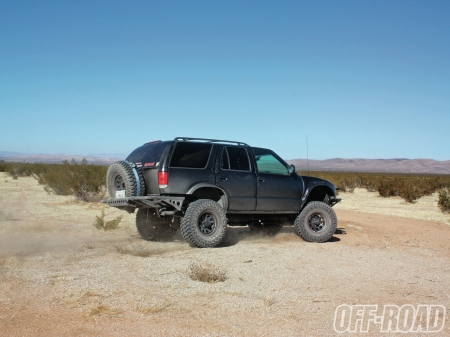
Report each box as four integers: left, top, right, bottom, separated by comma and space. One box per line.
0, 151, 124, 165
1, 151, 449, 174
286, 158, 450, 175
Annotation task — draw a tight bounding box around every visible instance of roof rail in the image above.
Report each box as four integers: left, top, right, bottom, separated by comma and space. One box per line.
174, 137, 249, 146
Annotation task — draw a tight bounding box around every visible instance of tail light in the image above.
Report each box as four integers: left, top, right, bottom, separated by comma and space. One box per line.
158, 171, 169, 189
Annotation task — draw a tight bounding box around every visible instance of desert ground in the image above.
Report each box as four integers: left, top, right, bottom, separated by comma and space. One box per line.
0, 172, 449, 336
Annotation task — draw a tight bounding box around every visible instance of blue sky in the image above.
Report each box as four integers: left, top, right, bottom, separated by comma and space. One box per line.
1, 0, 449, 160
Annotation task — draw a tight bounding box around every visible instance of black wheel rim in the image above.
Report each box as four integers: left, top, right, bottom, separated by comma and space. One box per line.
198, 212, 217, 236
308, 213, 326, 232
114, 175, 125, 190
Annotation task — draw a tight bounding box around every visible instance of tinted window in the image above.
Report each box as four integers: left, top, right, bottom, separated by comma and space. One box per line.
254, 148, 288, 175
126, 141, 170, 166
221, 148, 230, 170
170, 142, 212, 168
225, 147, 250, 171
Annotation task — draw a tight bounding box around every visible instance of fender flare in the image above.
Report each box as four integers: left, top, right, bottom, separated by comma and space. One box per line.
301, 182, 336, 209
186, 183, 229, 211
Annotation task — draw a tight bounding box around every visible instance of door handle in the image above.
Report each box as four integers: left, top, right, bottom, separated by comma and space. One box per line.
220, 176, 227, 180
258, 178, 265, 182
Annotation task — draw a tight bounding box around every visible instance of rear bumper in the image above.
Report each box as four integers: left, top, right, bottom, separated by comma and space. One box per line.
102, 195, 185, 211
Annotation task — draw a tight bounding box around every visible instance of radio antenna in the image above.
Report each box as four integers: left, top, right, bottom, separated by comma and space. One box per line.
306, 135, 310, 176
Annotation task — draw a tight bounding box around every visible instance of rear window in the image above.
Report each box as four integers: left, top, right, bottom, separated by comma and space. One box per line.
170, 142, 212, 169
126, 141, 171, 167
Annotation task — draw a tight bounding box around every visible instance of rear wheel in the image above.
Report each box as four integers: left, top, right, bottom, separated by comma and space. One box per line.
106, 161, 146, 198
136, 208, 179, 241
294, 201, 337, 242
180, 199, 227, 248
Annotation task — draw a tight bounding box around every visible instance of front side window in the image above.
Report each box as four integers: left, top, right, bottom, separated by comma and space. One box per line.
170, 142, 212, 168
254, 148, 288, 175
221, 147, 250, 171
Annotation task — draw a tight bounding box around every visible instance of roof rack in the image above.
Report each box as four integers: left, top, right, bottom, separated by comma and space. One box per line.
174, 137, 249, 146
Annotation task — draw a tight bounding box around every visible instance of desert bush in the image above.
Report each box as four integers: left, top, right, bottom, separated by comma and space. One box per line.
438, 188, 450, 213
306, 171, 450, 204
89, 305, 123, 316
3, 160, 108, 202
136, 303, 171, 314
186, 262, 227, 283
398, 184, 423, 203
41, 159, 107, 202
374, 176, 401, 198
0, 162, 12, 173
114, 244, 163, 257
2, 162, 50, 177
93, 210, 122, 230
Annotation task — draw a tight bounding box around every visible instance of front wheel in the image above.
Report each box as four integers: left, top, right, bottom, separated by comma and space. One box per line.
294, 201, 337, 242
180, 199, 227, 248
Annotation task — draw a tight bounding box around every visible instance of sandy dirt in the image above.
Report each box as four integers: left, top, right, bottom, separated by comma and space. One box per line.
0, 173, 449, 336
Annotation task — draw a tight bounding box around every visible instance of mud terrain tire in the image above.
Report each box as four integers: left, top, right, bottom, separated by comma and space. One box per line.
294, 201, 337, 242
136, 208, 179, 241
180, 199, 227, 248
106, 161, 146, 198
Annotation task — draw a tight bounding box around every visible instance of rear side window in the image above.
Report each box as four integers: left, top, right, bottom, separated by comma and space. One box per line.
170, 142, 212, 168
126, 141, 170, 166
221, 147, 250, 171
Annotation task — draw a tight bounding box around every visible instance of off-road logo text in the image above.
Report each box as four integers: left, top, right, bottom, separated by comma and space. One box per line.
333, 304, 446, 333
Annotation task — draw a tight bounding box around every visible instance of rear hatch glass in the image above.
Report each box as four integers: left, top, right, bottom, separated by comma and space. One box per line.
126, 141, 171, 168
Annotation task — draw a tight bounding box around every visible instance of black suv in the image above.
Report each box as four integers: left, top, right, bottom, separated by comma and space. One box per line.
103, 137, 340, 248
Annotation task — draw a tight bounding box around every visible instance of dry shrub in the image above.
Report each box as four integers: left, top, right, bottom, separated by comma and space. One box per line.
40, 159, 106, 202
309, 171, 450, 204
89, 305, 123, 316
136, 303, 171, 314
263, 297, 276, 307
4, 162, 49, 178
93, 210, 122, 230
114, 239, 166, 257
2, 160, 107, 202
186, 262, 227, 283
438, 188, 450, 213
398, 184, 423, 203
0, 162, 11, 172
375, 176, 401, 198
0, 211, 12, 221
114, 244, 163, 257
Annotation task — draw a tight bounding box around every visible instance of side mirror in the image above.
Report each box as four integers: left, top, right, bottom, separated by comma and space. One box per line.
288, 165, 296, 175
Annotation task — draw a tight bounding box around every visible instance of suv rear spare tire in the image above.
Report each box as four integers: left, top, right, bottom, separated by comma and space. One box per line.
180, 199, 227, 248
106, 161, 146, 198
294, 201, 337, 242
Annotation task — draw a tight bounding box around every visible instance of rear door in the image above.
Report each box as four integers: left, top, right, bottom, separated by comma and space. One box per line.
252, 148, 303, 212
163, 142, 216, 194
215, 146, 257, 211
